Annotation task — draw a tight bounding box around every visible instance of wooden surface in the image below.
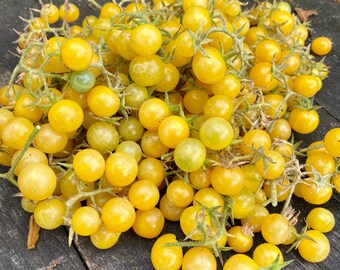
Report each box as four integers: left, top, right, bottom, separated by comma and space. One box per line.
0, 0, 339, 269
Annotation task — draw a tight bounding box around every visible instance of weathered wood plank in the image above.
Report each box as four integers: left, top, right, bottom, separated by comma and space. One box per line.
0, 175, 87, 270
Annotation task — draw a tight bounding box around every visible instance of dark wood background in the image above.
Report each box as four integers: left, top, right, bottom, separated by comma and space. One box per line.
0, 0, 339, 269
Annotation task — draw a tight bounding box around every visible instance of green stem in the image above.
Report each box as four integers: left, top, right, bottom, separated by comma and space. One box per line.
0, 125, 41, 187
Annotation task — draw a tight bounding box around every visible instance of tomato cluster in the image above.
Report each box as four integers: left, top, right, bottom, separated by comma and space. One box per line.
0, 0, 339, 269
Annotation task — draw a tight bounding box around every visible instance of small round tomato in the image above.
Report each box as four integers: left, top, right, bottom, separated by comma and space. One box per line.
293, 74, 322, 98
34, 123, 68, 154
255, 39, 282, 63
183, 89, 209, 114
48, 99, 84, 133
305, 152, 335, 176
231, 188, 256, 219
137, 158, 165, 187
138, 98, 169, 131
72, 206, 101, 236
192, 47, 226, 84
182, 247, 216, 270
182, 6, 211, 32
174, 138, 206, 172
14, 92, 42, 122
189, 167, 211, 189
204, 95, 234, 120
128, 180, 160, 211
199, 117, 234, 150
130, 24, 162, 56
140, 130, 170, 158
34, 197, 66, 230
132, 207, 165, 239
87, 85, 120, 117
255, 150, 285, 180
2, 117, 34, 149
159, 194, 186, 222
180, 205, 211, 241
40, 3, 59, 24
118, 116, 145, 142
11, 147, 48, 176
18, 163, 56, 201
298, 230, 330, 262
278, 50, 301, 75
105, 152, 138, 187
166, 180, 194, 208
249, 62, 279, 92
270, 9, 294, 36
73, 149, 105, 182
253, 243, 283, 267
223, 254, 259, 270
263, 93, 287, 118
210, 166, 245, 196
211, 73, 241, 99
324, 128, 340, 157
129, 54, 164, 86
193, 187, 224, 212
102, 197, 136, 232
288, 108, 319, 134
267, 118, 292, 141
228, 226, 253, 253
158, 116, 189, 148
311, 37, 332, 56
155, 63, 180, 92
59, 3, 79, 23
100, 2, 121, 20
306, 207, 335, 233
69, 70, 96, 93
261, 213, 290, 245
151, 234, 183, 270
241, 129, 272, 155
301, 180, 333, 205
86, 121, 120, 154
90, 223, 121, 250
61, 38, 93, 71
241, 204, 269, 233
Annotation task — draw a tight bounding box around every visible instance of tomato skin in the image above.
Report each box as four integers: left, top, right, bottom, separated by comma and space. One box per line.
87, 85, 120, 117
231, 188, 256, 219
305, 152, 335, 176
59, 3, 79, 23
132, 207, 165, 239
301, 180, 333, 205
192, 47, 226, 84
139, 98, 169, 131
298, 230, 330, 262
73, 149, 105, 182
261, 213, 290, 245
249, 62, 279, 92
182, 247, 216, 270
105, 152, 138, 187
182, 6, 211, 32
34, 197, 66, 230
129, 54, 164, 86
253, 243, 283, 267
255, 150, 285, 180
90, 223, 121, 250
102, 197, 136, 233
174, 138, 206, 172
72, 206, 101, 236
324, 128, 340, 157
255, 39, 282, 63
199, 117, 234, 150
130, 24, 162, 56
270, 9, 294, 36
128, 180, 160, 211
306, 207, 335, 233
293, 74, 322, 98
311, 37, 332, 56
158, 116, 190, 148
223, 254, 258, 270
210, 166, 245, 196
151, 233, 183, 270
18, 163, 57, 202
61, 38, 93, 71
240, 129, 272, 155
288, 108, 319, 134
1, 117, 34, 150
